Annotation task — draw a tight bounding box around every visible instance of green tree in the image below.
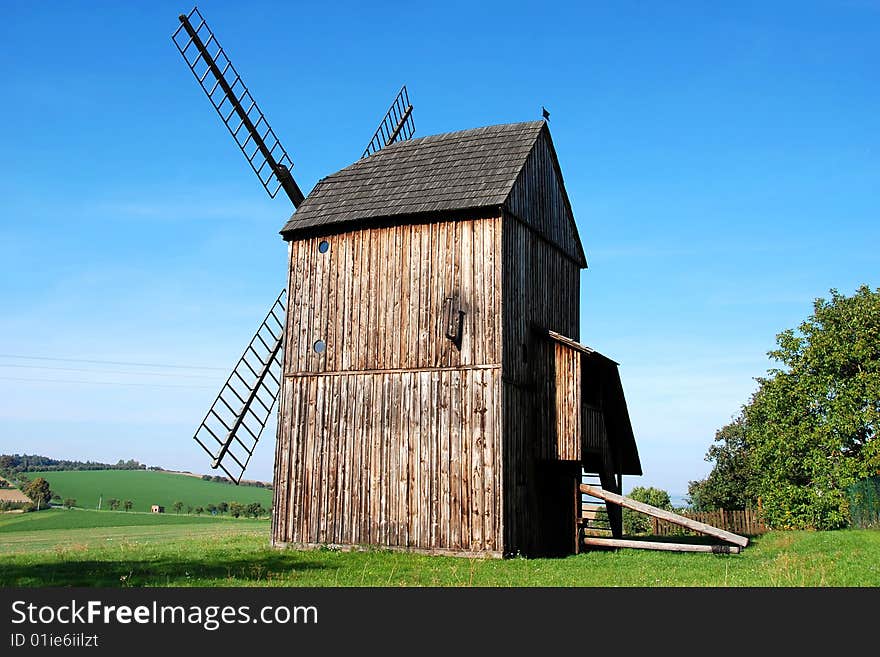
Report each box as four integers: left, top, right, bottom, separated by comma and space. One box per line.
218, 501, 229, 515
108, 498, 120, 511
186, 505, 194, 515
63, 498, 76, 509
123, 500, 133, 512
172, 500, 184, 514
206, 504, 217, 515
194, 506, 204, 515
623, 486, 672, 535
245, 502, 264, 518
228, 502, 244, 518
687, 415, 757, 512
23, 477, 52, 509
746, 286, 880, 529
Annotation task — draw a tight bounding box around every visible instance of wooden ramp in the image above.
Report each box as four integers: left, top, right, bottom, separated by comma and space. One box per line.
580, 484, 749, 549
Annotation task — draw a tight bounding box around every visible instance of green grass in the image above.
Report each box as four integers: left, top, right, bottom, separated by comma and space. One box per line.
0, 509, 877, 586
35, 469, 272, 512
0, 507, 235, 534
0, 509, 265, 558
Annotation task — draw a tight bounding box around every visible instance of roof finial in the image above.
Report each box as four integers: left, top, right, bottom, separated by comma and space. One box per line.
542, 106, 550, 122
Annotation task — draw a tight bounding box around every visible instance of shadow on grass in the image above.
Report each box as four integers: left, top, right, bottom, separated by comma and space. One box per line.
1, 552, 328, 587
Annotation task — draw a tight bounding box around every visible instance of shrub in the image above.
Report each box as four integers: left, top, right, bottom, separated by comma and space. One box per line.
623, 487, 672, 535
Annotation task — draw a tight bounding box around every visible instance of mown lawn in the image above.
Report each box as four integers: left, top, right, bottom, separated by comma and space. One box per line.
0, 509, 264, 557
1, 509, 878, 586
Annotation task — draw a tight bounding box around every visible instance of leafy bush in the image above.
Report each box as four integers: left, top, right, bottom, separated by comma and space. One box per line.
623, 487, 672, 535
688, 415, 756, 511
689, 286, 880, 530
746, 286, 880, 529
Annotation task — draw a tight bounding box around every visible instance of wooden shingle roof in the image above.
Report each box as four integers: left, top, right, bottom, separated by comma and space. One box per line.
280, 121, 547, 238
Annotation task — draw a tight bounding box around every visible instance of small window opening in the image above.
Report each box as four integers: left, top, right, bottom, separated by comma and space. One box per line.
313, 340, 326, 353
318, 240, 330, 254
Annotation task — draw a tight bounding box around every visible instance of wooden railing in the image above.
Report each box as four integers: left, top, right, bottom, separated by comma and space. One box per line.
651, 509, 767, 537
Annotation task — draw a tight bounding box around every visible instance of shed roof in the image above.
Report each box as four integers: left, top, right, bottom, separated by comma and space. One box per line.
280, 120, 551, 238
544, 331, 642, 476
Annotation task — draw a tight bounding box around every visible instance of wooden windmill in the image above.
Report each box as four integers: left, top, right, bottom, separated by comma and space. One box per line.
172, 6, 743, 558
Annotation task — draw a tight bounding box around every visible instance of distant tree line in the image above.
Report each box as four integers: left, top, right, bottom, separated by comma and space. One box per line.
200, 474, 272, 490
168, 500, 270, 518
0, 454, 148, 474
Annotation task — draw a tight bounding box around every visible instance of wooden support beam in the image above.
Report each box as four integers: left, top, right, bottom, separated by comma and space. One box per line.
580, 484, 749, 548
582, 536, 741, 554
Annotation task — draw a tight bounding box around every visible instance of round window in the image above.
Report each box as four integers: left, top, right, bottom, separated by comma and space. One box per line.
313, 340, 326, 354
318, 240, 330, 254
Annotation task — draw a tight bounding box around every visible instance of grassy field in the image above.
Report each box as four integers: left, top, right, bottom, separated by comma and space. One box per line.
0, 509, 264, 558
1, 509, 878, 586
35, 469, 272, 512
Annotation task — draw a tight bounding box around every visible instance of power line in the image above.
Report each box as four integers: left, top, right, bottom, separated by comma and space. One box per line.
0, 353, 226, 371
0, 376, 215, 390
0, 363, 219, 379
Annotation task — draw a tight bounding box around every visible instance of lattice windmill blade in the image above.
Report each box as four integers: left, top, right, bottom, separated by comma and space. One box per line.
193, 290, 286, 484
362, 85, 415, 158
172, 7, 305, 207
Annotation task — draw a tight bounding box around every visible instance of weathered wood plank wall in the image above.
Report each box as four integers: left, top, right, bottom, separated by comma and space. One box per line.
505, 132, 584, 266
275, 369, 502, 552
548, 342, 582, 461
284, 218, 501, 375
501, 213, 581, 556
274, 217, 503, 554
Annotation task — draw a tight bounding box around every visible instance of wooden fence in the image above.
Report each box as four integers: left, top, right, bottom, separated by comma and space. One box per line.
651, 509, 767, 537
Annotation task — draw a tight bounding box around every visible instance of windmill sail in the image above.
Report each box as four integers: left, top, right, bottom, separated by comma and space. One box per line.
193, 290, 286, 483
172, 7, 305, 206
362, 85, 415, 158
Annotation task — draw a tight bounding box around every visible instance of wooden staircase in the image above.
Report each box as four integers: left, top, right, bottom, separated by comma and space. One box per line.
577, 473, 612, 540
578, 484, 749, 553
540, 329, 747, 554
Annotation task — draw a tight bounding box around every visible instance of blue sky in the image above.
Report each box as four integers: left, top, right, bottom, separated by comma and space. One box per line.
0, 1, 877, 496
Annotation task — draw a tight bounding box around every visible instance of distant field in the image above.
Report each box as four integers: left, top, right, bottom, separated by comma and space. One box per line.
0, 508, 232, 534
0, 488, 30, 502
36, 470, 272, 512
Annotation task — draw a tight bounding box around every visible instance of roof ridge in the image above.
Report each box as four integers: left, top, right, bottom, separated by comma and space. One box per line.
281, 120, 548, 237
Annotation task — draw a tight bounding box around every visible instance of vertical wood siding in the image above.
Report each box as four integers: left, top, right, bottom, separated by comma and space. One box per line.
274, 216, 503, 554
504, 131, 584, 266
550, 342, 582, 461
274, 367, 502, 552
283, 217, 502, 374
501, 211, 582, 556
